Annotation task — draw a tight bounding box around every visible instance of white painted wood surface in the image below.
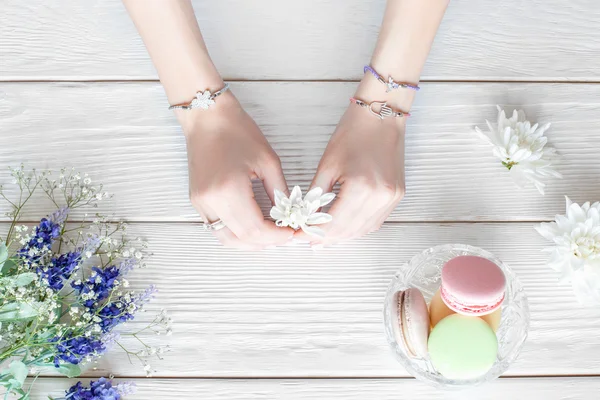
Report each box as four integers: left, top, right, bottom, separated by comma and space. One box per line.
1, 1, 600, 81
2, 82, 600, 222
2, 0, 599, 398
21, 377, 600, 400
1, 222, 597, 378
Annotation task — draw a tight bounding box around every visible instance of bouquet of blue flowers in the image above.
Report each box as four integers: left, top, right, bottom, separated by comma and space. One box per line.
0, 167, 171, 399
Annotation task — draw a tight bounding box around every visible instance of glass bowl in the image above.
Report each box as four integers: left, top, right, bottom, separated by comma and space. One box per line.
383, 244, 529, 389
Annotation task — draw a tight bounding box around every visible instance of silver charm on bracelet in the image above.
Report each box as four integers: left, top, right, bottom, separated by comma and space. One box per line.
350, 97, 411, 120
168, 83, 230, 110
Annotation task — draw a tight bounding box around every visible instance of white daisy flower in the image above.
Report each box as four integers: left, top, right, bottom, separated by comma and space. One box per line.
270, 186, 335, 238
475, 105, 562, 195
536, 197, 600, 304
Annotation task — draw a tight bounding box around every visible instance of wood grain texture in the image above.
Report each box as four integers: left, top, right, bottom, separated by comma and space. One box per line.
4, 222, 599, 378
2, 82, 600, 222
18, 377, 600, 400
1, 0, 600, 81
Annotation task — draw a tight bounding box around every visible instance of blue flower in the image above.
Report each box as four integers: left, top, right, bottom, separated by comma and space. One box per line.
114, 381, 136, 396
49, 207, 70, 225
94, 286, 157, 333
90, 377, 122, 400
51, 334, 106, 367
117, 258, 137, 276
97, 301, 135, 333
100, 331, 121, 350
72, 266, 121, 308
134, 285, 157, 307
65, 377, 123, 400
18, 217, 61, 265
36, 233, 97, 292
65, 382, 91, 400
37, 251, 81, 291
82, 234, 101, 255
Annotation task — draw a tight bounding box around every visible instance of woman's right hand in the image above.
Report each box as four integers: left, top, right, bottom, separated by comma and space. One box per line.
180, 93, 294, 250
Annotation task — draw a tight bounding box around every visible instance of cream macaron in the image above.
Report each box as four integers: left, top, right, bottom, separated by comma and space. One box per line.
393, 288, 430, 359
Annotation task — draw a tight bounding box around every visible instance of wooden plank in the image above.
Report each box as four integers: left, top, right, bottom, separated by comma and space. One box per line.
19, 377, 600, 400
3, 222, 600, 378
1, 82, 600, 222
1, 1, 600, 81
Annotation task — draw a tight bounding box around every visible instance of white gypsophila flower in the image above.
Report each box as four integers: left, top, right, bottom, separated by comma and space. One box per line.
475, 105, 562, 195
270, 186, 335, 238
536, 197, 600, 305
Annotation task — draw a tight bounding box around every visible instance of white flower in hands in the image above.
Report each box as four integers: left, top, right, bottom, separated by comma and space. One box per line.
536, 197, 600, 305
475, 105, 562, 195
270, 186, 335, 238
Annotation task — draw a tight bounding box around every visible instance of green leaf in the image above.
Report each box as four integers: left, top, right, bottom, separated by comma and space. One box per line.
35, 363, 81, 378
17, 389, 30, 400
13, 387, 26, 397
0, 243, 7, 271
0, 302, 39, 322
0, 361, 28, 390
57, 363, 81, 378
0, 273, 38, 288
32, 328, 56, 342
0, 259, 17, 275
13, 273, 37, 287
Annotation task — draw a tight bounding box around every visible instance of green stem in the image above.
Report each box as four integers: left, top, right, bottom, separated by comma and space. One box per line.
116, 342, 134, 364
5, 176, 43, 246
56, 216, 69, 255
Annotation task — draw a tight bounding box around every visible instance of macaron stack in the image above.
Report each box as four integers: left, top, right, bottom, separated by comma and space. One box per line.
394, 255, 506, 380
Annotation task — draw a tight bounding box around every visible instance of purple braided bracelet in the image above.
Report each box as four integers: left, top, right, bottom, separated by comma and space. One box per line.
364, 65, 420, 92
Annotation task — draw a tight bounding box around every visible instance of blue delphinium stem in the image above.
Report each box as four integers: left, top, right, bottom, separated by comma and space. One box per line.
53, 377, 135, 400
17, 211, 65, 267
37, 251, 82, 291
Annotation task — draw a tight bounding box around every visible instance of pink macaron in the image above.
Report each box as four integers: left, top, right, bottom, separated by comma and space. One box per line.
393, 288, 430, 359
440, 255, 506, 316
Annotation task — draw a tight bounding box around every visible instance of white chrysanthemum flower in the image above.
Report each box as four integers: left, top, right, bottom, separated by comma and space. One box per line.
475, 105, 562, 195
536, 197, 600, 304
270, 186, 335, 237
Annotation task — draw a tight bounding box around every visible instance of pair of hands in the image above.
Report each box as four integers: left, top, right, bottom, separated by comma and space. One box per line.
182, 91, 406, 250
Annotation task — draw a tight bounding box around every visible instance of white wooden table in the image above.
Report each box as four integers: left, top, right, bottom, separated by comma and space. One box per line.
2, 1, 600, 398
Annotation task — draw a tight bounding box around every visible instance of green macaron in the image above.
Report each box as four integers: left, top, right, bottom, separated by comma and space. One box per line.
428, 314, 498, 379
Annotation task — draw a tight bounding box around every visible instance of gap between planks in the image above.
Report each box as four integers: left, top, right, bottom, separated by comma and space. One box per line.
2, 79, 600, 84
31, 374, 600, 380
2, 220, 556, 225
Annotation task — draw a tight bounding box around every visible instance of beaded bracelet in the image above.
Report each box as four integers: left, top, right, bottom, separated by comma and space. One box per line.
168, 83, 230, 110
364, 66, 420, 93
350, 97, 411, 120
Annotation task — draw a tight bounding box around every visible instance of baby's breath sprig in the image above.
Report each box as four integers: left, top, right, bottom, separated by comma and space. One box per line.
39, 167, 111, 211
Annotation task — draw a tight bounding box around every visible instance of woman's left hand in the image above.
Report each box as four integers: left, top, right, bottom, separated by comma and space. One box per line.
295, 103, 406, 246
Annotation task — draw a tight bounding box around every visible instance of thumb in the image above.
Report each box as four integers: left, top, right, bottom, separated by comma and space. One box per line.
257, 154, 289, 205
310, 167, 337, 194
293, 167, 338, 242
